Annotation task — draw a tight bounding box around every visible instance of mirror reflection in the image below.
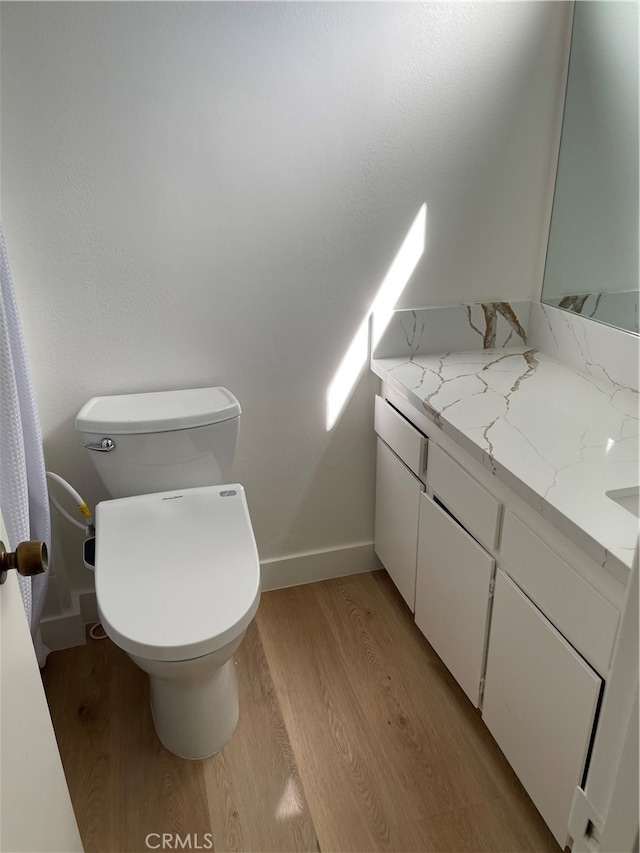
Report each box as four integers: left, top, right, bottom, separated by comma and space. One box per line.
542, 1, 639, 334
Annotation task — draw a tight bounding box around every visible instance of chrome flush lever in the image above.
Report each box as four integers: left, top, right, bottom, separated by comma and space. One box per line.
84, 437, 116, 452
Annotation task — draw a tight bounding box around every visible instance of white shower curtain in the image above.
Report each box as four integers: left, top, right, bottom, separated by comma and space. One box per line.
0, 224, 51, 666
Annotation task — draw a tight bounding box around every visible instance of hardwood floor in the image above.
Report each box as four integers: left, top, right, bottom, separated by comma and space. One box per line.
42, 571, 560, 853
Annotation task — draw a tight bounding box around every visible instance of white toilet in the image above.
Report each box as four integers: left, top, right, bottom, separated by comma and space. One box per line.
75, 387, 261, 760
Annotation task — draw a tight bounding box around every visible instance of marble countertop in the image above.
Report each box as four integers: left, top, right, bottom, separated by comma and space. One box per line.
372, 346, 639, 583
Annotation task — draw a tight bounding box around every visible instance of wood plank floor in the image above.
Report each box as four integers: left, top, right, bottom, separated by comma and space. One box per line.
42, 570, 560, 853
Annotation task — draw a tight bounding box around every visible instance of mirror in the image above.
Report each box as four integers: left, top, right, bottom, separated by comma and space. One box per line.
541, 1, 639, 334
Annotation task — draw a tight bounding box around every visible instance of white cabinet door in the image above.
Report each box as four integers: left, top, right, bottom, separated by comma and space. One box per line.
414, 493, 494, 706
482, 570, 602, 848
374, 438, 423, 611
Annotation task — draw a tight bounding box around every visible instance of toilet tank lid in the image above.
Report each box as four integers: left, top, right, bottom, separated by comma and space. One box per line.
76, 387, 241, 435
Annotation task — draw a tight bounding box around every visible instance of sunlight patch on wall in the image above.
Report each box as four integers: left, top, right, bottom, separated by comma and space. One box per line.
325, 203, 427, 430
325, 314, 370, 432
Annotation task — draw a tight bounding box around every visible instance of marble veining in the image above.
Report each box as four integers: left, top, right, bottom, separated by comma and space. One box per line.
372, 344, 639, 583
397, 310, 426, 358
528, 302, 639, 393
373, 301, 531, 359
545, 290, 639, 335
464, 301, 528, 349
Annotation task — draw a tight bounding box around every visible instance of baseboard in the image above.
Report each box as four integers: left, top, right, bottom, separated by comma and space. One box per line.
260, 541, 381, 591
40, 589, 99, 653
39, 543, 381, 652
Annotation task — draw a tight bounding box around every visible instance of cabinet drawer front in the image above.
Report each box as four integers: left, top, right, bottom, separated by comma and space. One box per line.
415, 493, 494, 707
483, 570, 602, 847
501, 511, 619, 674
375, 439, 423, 612
374, 395, 427, 481
426, 443, 501, 550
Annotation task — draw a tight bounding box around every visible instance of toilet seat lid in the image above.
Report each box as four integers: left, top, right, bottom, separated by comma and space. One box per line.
95, 485, 261, 662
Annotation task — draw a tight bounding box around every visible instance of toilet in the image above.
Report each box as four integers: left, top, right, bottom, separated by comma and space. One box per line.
75, 387, 261, 760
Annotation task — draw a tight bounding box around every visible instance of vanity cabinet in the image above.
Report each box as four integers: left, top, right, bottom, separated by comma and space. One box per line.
415, 493, 494, 706
482, 570, 603, 846
372, 386, 623, 848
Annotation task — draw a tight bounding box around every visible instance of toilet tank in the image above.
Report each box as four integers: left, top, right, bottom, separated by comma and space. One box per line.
76, 387, 241, 499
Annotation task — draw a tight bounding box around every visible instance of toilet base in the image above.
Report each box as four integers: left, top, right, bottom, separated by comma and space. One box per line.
150, 658, 239, 759
129, 632, 245, 760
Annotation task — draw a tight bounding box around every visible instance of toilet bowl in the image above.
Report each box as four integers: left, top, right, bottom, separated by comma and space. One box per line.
130, 633, 246, 759
95, 484, 261, 759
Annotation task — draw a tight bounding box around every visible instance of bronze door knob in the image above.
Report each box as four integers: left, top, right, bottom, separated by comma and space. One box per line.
0, 540, 48, 585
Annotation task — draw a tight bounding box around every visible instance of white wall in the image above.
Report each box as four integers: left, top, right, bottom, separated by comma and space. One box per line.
0, 2, 571, 603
